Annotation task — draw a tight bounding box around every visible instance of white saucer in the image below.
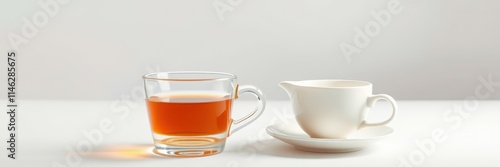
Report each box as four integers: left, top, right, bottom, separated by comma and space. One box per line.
266, 122, 393, 153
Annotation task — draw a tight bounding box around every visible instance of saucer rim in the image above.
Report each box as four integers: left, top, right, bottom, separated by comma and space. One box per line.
266, 124, 394, 142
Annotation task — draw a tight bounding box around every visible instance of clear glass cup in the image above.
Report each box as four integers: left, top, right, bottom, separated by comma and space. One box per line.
143, 71, 266, 157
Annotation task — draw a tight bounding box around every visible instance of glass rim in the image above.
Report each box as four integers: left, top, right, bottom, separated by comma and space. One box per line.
142, 71, 237, 81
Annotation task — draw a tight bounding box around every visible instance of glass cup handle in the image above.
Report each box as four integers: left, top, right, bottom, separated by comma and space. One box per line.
229, 85, 266, 136
361, 94, 398, 127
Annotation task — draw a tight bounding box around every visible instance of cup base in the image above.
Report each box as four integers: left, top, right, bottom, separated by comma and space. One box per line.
153, 141, 225, 157
151, 133, 227, 157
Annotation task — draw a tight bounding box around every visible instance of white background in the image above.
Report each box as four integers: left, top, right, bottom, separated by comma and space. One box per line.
1, 0, 499, 100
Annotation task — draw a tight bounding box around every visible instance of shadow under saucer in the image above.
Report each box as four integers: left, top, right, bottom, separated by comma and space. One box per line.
242, 139, 378, 159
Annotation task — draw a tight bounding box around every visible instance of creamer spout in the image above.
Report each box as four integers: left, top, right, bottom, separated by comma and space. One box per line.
279, 81, 298, 95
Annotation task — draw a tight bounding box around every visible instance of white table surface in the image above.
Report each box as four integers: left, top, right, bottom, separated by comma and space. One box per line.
2, 100, 500, 167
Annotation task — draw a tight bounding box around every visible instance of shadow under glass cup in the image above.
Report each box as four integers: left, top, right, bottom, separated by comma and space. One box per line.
143, 71, 266, 157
